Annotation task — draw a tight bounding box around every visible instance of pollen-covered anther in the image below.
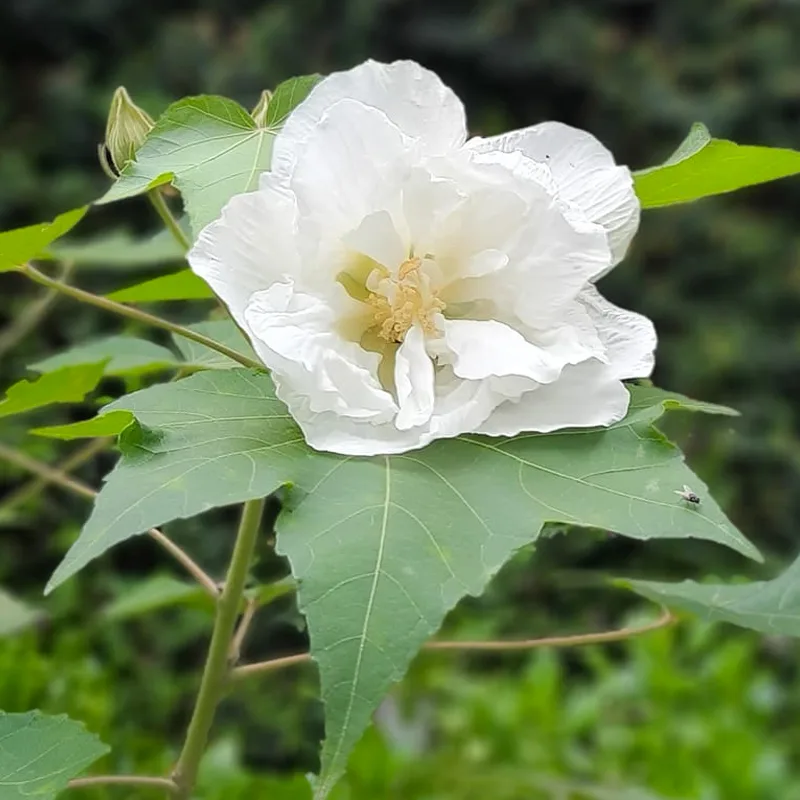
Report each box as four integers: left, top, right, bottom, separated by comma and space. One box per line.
369, 256, 446, 343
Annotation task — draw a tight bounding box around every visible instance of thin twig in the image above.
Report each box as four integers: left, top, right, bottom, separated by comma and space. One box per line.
0, 262, 75, 359
148, 190, 191, 253
230, 607, 676, 682
0, 442, 219, 599
1, 437, 110, 512
228, 596, 259, 664
68, 775, 178, 793
19, 263, 262, 370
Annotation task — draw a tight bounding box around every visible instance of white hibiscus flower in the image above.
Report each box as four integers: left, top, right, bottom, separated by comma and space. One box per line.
188, 59, 656, 456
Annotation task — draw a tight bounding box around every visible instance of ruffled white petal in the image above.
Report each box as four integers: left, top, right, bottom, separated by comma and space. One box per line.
477, 361, 630, 436
579, 286, 657, 379
272, 60, 467, 181
471, 121, 639, 266
394, 325, 435, 430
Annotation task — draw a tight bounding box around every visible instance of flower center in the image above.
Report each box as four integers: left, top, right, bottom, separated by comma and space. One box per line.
367, 256, 446, 343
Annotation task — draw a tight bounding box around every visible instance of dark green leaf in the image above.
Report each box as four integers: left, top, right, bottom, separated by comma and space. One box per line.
634, 125, 800, 207
624, 553, 800, 637
30, 337, 178, 377
0, 208, 87, 272
0, 363, 106, 420
107, 270, 215, 302
103, 575, 211, 620
0, 711, 109, 799
98, 96, 275, 235
263, 74, 321, 128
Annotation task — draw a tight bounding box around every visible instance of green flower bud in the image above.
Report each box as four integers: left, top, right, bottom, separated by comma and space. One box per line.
103, 87, 155, 174
250, 90, 273, 128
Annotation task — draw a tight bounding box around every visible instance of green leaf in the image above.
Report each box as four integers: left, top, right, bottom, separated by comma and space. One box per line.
98, 96, 275, 236
0, 589, 42, 636
0, 711, 109, 799
45, 370, 325, 593
624, 553, 800, 637
48, 228, 184, 270
44, 373, 757, 797
103, 574, 211, 620
0, 207, 87, 272
634, 124, 800, 207
30, 337, 178, 377
277, 390, 758, 798
263, 74, 321, 128
107, 269, 215, 302
0, 363, 106, 420
30, 410, 135, 440
172, 320, 258, 370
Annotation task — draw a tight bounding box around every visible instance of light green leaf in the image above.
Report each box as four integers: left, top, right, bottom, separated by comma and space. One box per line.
0, 711, 109, 799
30, 337, 178, 377
107, 269, 215, 302
30, 410, 135, 440
0, 208, 87, 272
48, 228, 184, 270
0, 589, 42, 636
97, 96, 275, 235
624, 554, 800, 637
634, 124, 800, 207
263, 74, 321, 128
44, 373, 757, 797
0, 363, 106, 420
172, 320, 258, 370
103, 574, 211, 620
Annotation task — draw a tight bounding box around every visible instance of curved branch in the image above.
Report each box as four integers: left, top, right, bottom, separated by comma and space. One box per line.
230, 606, 677, 681
68, 775, 178, 793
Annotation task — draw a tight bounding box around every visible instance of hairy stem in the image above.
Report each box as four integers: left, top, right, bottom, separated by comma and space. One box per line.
172, 498, 265, 798
0, 442, 218, 598
67, 775, 178, 793
19, 263, 262, 370
148, 190, 191, 253
230, 606, 676, 681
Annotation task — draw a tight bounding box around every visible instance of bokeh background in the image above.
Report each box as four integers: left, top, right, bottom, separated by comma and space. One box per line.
2, 1, 800, 798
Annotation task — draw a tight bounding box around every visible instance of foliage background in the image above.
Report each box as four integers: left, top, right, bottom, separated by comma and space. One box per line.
2, 0, 800, 797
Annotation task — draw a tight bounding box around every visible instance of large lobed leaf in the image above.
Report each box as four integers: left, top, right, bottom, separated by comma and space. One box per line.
0, 711, 109, 799
635, 122, 800, 207
45, 371, 757, 797
625, 553, 800, 637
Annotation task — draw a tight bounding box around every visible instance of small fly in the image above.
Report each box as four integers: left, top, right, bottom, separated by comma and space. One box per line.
674, 485, 701, 504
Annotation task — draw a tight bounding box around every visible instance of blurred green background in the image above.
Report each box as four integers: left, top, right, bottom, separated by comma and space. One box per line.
3, 1, 800, 798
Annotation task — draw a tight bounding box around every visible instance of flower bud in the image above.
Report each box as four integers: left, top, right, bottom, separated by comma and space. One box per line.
250, 90, 273, 128
103, 87, 155, 174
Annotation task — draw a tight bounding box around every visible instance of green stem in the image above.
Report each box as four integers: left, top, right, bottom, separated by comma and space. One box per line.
148, 189, 191, 253
172, 498, 266, 798
19, 264, 263, 371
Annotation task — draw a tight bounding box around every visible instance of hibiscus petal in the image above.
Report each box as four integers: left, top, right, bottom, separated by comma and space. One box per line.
272, 60, 467, 180
580, 286, 657, 379
342, 210, 407, 271
442, 319, 565, 384
394, 325, 435, 430
188, 180, 298, 324
471, 121, 639, 266
477, 360, 630, 436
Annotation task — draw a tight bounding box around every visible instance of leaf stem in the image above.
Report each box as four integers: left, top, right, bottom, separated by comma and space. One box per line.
68, 775, 178, 793
172, 498, 265, 798
228, 595, 258, 664
0, 442, 219, 599
148, 189, 191, 253
230, 606, 676, 681
19, 263, 263, 371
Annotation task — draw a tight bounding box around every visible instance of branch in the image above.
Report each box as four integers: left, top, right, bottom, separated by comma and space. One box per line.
0, 442, 219, 599
68, 775, 178, 793
19, 263, 262, 371
230, 607, 676, 682
147, 189, 191, 253
228, 595, 258, 664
